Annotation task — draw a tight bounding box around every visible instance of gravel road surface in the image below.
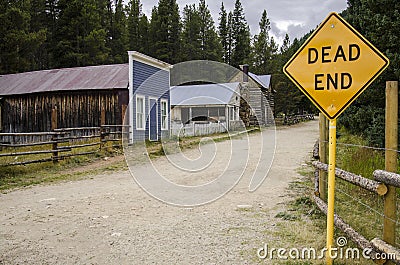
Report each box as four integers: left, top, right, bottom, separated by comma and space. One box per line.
0, 120, 318, 264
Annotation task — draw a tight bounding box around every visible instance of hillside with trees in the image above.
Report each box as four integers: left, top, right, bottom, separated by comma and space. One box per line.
0, 0, 310, 112
339, 0, 400, 147
1, 0, 398, 146
1, 0, 254, 71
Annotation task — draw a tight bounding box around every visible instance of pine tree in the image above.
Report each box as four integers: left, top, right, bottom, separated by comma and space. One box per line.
30, 0, 47, 33
198, 0, 221, 61
43, 0, 58, 68
148, 7, 158, 57
137, 14, 149, 54
53, 0, 111, 67
280, 34, 290, 55
226, 11, 234, 65
231, 0, 250, 67
149, 0, 181, 64
0, 0, 46, 73
181, 4, 202, 61
251, 10, 280, 74
29, 0, 51, 69
218, 2, 228, 63
268, 36, 278, 72
127, 0, 141, 52
251, 10, 270, 74
109, 0, 128, 63
81, 0, 110, 65
339, 0, 400, 146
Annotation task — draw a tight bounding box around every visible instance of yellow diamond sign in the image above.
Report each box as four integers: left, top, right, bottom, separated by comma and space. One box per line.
283, 12, 389, 120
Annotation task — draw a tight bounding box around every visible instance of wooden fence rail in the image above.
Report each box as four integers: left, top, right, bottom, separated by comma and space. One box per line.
313, 161, 388, 196
312, 82, 399, 263
275, 114, 315, 125
371, 238, 400, 264
0, 125, 128, 167
284, 114, 315, 125
313, 195, 386, 264
374, 170, 400, 188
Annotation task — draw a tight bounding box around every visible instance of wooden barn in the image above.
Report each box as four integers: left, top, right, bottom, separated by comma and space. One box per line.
0, 64, 129, 133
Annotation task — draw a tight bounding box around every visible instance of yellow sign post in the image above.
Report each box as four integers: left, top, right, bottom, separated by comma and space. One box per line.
283, 12, 389, 264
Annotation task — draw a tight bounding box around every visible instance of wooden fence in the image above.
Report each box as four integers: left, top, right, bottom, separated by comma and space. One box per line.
171, 121, 245, 137
312, 161, 400, 264
0, 125, 127, 166
312, 81, 399, 264
275, 114, 315, 126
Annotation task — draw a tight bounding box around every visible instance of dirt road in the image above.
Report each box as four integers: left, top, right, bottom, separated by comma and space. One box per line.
0, 120, 319, 264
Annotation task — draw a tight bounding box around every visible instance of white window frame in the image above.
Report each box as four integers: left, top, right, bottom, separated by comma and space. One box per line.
161, 99, 169, 130
229, 106, 234, 121
136, 95, 145, 130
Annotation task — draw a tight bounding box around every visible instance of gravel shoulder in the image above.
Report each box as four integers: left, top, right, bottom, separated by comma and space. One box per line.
0, 120, 319, 264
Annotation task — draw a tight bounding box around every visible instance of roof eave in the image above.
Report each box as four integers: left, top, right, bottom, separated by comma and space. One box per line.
128, 51, 172, 70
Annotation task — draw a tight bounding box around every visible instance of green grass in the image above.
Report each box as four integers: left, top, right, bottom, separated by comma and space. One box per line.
336, 131, 387, 177
334, 130, 400, 248
0, 157, 127, 192
271, 166, 376, 264
0, 139, 124, 191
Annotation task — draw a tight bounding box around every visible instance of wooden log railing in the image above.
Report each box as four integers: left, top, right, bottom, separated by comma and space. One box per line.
374, 170, 400, 188
284, 114, 315, 125
312, 162, 399, 264
371, 238, 400, 265
313, 161, 388, 196
274, 114, 316, 126
313, 195, 386, 264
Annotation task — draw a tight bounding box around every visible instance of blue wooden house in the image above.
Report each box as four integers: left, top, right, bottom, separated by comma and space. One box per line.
128, 51, 171, 143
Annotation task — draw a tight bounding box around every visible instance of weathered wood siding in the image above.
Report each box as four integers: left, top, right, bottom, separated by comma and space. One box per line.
231, 71, 274, 126
1, 90, 128, 133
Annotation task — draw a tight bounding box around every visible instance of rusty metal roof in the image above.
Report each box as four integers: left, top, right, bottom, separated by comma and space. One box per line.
0, 64, 129, 96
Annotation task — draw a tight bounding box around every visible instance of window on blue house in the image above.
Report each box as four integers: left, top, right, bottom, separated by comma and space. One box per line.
161, 100, 168, 130
136, 95, 145, 130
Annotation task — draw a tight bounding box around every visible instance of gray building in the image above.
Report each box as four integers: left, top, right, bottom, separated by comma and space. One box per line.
170, 82, 241, 128
230, 65, 274, 126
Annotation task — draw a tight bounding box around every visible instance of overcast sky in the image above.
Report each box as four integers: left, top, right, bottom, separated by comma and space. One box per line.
141, 0, 348, 46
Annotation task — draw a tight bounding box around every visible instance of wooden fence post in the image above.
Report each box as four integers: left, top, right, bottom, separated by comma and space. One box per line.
384, 81, 398, 248
100, 106, 106, 151
51, 107, 58, 162
121, 104, 128, 143
121, 104, 127, 125
319, 113, 329, 200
